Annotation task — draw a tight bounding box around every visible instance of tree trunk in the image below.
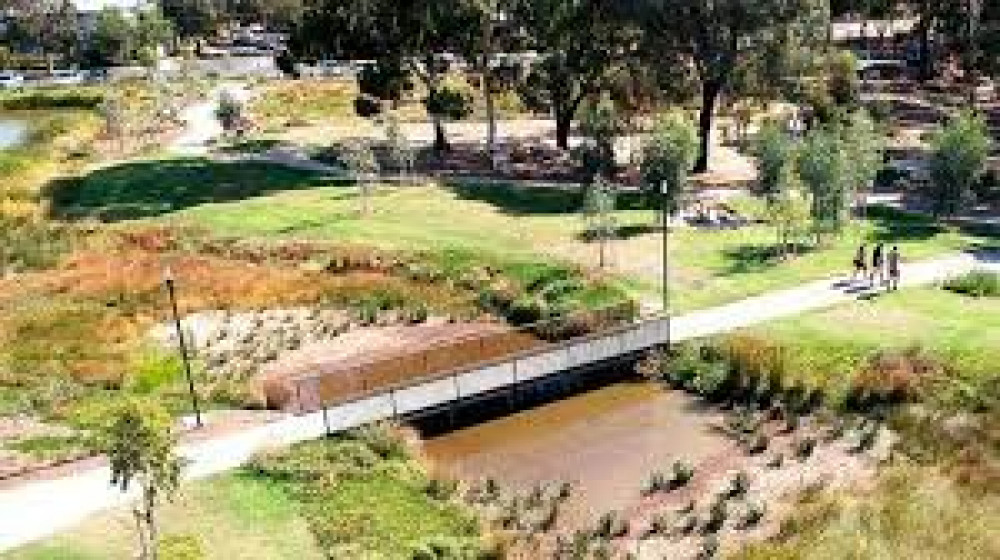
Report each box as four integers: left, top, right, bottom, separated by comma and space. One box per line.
483, 70, 496, 165
481, 17, 497, 167
133, 506, 149, 560
145, 484, 158, 560
433, 120, 448, 152
555, 108, 572, 150
694, 80, 722, 173
918, 18, 933, 81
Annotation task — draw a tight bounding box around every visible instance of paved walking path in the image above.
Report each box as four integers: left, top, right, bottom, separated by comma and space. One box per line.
169, 83, 253, 156
1, 251, 997, 552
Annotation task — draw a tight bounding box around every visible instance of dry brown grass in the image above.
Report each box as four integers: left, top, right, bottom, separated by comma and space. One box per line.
0, 244, 478, 389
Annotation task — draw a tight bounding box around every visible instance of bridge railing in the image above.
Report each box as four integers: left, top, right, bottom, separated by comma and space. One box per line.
265, 302, 644, 413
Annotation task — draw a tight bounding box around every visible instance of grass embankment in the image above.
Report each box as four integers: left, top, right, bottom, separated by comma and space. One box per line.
0, 110, 101, 212
749, 286, 1000, 409
47, 157, 993, 310
6, 426, 486, 560
670, 282, 1000, 559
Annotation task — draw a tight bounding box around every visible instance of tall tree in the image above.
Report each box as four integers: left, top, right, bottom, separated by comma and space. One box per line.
91, 399, 183, 560
510, 0, 636, 149
640, 110, 699, 215
290, 0, 479, 152
928, 110, 991, 217
629, 0, 819, 172
4, 0, 78, 71
581, 175, 617, 269
796, 125, 848, 240
161, 0, 222, 39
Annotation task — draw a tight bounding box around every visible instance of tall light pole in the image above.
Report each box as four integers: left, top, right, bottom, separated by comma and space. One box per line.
163, 267, 202, 428
661, 180, 671, 347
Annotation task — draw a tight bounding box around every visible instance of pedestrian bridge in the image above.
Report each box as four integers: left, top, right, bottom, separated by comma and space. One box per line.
277, 313, 672, 418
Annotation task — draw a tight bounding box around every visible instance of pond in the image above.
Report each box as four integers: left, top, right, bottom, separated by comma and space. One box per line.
0, 119, 28, 149
421, 379, 733, 527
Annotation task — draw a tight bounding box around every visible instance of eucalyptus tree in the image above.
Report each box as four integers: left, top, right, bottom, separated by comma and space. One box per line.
626, 0, 824, 173
509, 0, 637, 150
796, 125, 848, 241
640, 110, 699, 216
581, 175, 618, 269
91, 399, 183, 560
928, 110, 991, 217
291, 0, 480, 152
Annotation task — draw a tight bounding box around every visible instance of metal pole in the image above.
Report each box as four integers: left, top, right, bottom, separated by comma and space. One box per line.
165, 272, 202, 428
661, 181, 671, 347
322, 403, 331, 437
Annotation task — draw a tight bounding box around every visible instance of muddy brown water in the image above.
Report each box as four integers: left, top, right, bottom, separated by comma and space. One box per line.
421, 380, 731, 526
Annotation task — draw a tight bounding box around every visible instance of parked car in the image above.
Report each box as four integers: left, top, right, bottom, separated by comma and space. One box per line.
46, 69, 85, 86
0, 72, 25, 89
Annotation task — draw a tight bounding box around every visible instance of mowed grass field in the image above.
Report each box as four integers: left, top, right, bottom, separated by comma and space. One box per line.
48, 157, 996, 311
745, 285, 1000, 405
4, 473, 323, 560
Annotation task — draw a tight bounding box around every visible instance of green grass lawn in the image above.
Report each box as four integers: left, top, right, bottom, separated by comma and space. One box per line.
745, 285, 1000, 406
5, 429, 483, 560
4, 473, 323, 560
48, 157, 996, 311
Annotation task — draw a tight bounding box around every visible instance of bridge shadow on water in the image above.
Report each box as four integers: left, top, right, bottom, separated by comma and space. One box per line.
409, 355, 641, 438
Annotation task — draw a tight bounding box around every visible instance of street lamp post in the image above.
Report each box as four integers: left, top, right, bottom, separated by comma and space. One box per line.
661, 180, 671, 347
164, 267, 203, 428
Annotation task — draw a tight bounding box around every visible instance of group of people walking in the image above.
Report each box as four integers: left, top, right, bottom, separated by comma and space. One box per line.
853, 243, 901, 290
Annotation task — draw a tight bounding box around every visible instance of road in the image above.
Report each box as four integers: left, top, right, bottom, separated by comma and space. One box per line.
0, 250, 997, 552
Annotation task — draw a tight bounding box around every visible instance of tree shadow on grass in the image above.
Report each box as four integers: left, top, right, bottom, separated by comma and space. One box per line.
865, 205, 947, 243
445, 179, 654, 216
720, 243, 820, 275
46, 157, 349, 222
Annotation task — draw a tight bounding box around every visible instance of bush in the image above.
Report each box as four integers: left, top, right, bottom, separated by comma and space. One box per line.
593, 510, 628, 539
158, 534, 205, 560
943, 270, 1000, 298
670, 460, 695, 488
0, 88, 104, 110
425, 78, 474, 122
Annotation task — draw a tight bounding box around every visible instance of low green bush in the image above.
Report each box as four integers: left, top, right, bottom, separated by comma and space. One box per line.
943, 270, 1000, 297
0, 88, 105, 110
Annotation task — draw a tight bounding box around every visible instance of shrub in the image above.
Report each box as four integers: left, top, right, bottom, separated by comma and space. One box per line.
703, 499, 728, 534
766, 453, 785, 469
793, 436, 818, 460
425, 78, 475, 122
215, 91, 244, 131
670, 460, 695, 488
409, 536, 486, 560
697, 535, 720, 559
641, 470, 668, 496
158, 533, 205, 560
943, 270, 999, 297
735, 500, 766, 529
726, 471, 750, 499
854, 346, 945, 404
746, 433, 769, 455
426, 476, 459, 501
593, 510, 628, 539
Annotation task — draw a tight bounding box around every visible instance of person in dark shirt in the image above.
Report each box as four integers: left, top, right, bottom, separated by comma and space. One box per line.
853, 244, 868, 282
871, 243, 885, 286
887, 246, 901, 290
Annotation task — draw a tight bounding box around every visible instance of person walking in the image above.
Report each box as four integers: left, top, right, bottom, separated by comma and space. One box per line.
887, 246, 901, 291
853, 244, 868, 282
871, 243, 885, 286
